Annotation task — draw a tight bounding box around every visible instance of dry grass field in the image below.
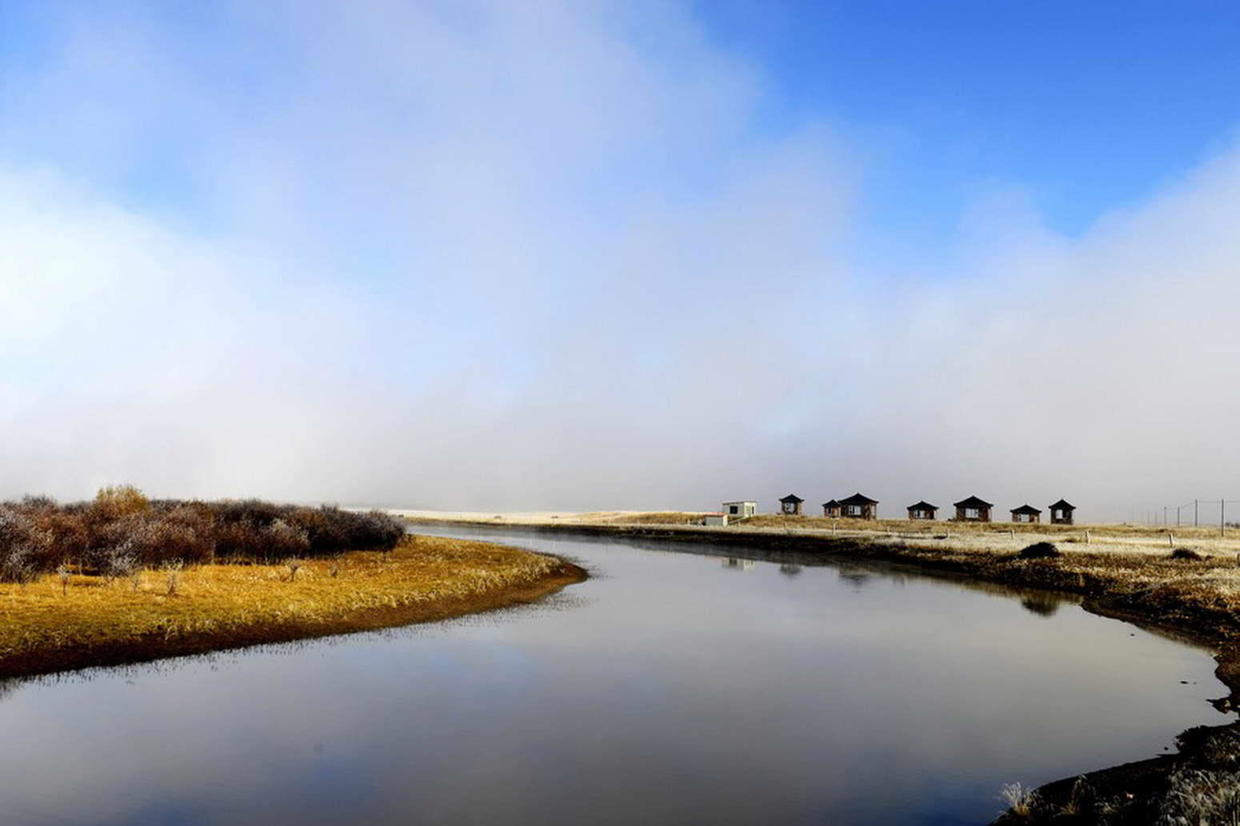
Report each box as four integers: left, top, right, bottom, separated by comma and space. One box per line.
402, 509, 1240, 558
0, 534, 583, 678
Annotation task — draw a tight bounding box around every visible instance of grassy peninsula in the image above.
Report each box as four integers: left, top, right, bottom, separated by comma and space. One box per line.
0, 489, 584, 678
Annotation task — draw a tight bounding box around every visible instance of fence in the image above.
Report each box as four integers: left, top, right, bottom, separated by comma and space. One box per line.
1131, 499, 1240, 536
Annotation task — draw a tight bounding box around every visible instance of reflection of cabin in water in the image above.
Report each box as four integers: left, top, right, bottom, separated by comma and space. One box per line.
1010, 504, 1042, 524
722, 500, 757, 519
722, 558, 755, 571
1049, 499, 1076, 525
907, 501, 938, 520
953, 496, 994, 522
822, 499, 841, 518
779, 494, 804, 515
838, 493, 878, 520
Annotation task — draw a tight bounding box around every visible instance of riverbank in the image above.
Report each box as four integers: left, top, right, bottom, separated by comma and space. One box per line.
404, 514, 1240, 823
0, 534, 585, 680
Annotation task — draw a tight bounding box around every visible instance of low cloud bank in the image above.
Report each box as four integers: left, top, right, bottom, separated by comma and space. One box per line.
2, 2, 1238, 520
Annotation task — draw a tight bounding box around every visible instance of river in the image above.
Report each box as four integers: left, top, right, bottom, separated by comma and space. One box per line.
0, 527, 1227, 825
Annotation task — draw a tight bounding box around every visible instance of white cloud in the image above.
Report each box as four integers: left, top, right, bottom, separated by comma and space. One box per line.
2, 1, 1239, 520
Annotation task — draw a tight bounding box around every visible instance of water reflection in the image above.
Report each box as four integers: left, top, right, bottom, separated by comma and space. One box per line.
837, 567, 873, 590
722, 557, 756, 571
1021, 594, 1063, 617
0, 528, 1226, 826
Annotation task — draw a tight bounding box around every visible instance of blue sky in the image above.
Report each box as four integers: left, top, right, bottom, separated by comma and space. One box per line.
4, 1, 1240, 516
9, 2, 1240, 244
700, 1, 1240, 238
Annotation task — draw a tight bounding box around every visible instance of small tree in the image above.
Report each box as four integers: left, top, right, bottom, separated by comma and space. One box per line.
94, 485, 151, 519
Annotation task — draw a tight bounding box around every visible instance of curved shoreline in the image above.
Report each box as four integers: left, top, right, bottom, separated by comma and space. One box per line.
407, 518, 1240, 822
0, 534, 587, 681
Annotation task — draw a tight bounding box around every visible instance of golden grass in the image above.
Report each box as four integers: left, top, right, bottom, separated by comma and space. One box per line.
0, 534, 584, 679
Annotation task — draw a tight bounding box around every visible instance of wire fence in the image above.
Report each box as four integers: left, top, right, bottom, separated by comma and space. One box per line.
1131, 499, 1240, 534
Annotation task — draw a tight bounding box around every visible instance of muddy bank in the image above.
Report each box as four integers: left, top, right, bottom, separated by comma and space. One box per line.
408, 518, 1240, 823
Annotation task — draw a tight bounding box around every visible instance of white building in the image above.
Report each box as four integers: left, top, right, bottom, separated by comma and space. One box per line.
704, 513, 728, 527
721, 500, 757, 519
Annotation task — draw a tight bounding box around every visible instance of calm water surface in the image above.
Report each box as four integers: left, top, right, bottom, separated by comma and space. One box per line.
0, 528, 1229, 825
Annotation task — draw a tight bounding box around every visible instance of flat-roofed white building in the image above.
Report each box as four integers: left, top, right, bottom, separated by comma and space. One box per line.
721, 500, 757, 519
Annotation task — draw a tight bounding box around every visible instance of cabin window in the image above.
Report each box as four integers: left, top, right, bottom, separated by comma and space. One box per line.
965, 508, 978, 519
729, 505, 739, 515
848, 505, 860, 516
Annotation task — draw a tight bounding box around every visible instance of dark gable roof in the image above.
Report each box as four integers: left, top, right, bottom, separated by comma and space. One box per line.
907, 501, 939, 511
954, 495, 994, 509
1049, 499, 1076, 510
821, 499, 840, 507
779, 493, 804, 503
839, 492, 878, 506
1011, 504, 1042, 515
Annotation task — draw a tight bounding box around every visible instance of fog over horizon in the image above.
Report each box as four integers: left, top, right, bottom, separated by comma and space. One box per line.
4, 2, 1240, 522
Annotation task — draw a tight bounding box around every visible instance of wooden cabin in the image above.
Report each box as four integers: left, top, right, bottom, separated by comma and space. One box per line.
907, 501, 938, 520
1049, 499, 1076, 525
838, 493, 878, 520
953, 496, 993, 522
822, 499, 841, 518
1010, 504, 1042, 524
779, 494, 804, 516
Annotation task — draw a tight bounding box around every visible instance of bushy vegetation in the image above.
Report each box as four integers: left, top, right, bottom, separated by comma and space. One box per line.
1018, 541, 1062, 559
1170, 547, 1205, 561
0, 486, 405, 582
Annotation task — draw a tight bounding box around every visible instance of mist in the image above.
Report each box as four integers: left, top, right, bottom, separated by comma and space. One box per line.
3, 1, 1239, 521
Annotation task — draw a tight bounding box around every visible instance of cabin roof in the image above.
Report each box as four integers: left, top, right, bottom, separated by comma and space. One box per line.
954, 495, 994, 509
839, 492, 878, 506
722, 500, 756, 505
1049, 499, 1076, 510
821, 499, 840, 507
779, 493, 804, 503
907, 501, 939, 510
1011, 504, 1042, 515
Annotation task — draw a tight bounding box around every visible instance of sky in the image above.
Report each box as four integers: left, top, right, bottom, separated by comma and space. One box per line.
3, 0, 1240, 520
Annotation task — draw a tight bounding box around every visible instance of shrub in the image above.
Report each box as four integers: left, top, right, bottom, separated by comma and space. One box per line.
0, 546, 38, 585
103, 546, 139, 585
0, 495, 405, 578
999, 782, 1041, 818
1171, 547, 1205, 561
92, 485, 150, 519
1018, 542, 1061, 560
266, 520, 310, 561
